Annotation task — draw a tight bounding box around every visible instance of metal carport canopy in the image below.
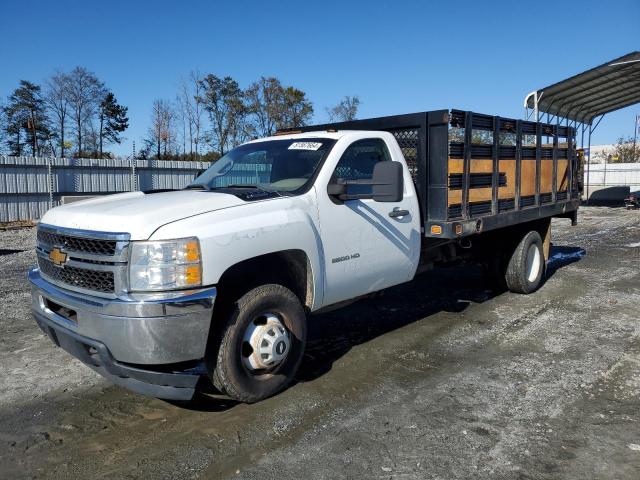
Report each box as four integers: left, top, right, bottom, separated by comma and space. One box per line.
525, 51, 640, 125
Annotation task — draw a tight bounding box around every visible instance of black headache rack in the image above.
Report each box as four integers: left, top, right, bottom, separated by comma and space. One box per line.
283, 109, 582, 239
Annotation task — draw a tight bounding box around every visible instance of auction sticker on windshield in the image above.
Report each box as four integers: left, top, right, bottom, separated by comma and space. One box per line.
288, 142, 323, 151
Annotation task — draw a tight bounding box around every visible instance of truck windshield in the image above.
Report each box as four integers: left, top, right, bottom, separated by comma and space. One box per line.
188, 138, 337, 194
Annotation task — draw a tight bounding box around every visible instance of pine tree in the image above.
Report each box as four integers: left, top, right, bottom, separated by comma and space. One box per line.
3, 80, 51, 156
98, 92, 129, 157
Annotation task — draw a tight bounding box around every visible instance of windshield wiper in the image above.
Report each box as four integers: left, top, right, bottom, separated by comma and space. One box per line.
223, 184, 261, 189
184, 184, 210, 191
212, 184, 284, 196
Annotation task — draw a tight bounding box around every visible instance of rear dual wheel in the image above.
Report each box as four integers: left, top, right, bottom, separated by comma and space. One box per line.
504, 230, 546, 294
489, 230, 546, 294
209, 284, 306, 403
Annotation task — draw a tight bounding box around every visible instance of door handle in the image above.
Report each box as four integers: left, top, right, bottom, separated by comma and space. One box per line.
388, 208, 410, 218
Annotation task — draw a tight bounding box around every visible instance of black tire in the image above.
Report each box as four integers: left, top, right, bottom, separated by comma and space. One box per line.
209, 284, 306, 403
504, 230, 545, 294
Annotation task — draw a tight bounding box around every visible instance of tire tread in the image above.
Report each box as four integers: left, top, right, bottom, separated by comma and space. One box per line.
211, 284, 305, 403
505, 230, 544, 294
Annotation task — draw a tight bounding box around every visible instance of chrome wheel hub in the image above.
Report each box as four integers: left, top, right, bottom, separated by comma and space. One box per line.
242, 313, 290, 371
526, 243, 541, 283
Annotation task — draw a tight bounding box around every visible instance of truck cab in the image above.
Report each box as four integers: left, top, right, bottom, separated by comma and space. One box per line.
30, 130, 422, 402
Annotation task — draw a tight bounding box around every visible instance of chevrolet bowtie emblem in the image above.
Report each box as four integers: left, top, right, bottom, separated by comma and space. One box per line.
49, 247, 68, 267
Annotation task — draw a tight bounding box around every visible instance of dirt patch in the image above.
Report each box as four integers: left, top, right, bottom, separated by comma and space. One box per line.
0, 220, 37, 231
1, 207, 639, 479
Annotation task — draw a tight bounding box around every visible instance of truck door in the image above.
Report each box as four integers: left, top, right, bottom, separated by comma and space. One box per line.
317, 136, 421, 306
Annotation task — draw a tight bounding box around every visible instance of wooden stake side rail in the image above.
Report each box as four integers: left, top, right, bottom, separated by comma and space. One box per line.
285, 108, 582, 240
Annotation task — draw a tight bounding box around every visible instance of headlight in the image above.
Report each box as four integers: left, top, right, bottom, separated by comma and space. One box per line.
129, 237, 202, 291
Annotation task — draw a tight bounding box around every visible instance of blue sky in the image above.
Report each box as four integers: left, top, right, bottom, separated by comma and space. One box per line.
1, 0, 638, 156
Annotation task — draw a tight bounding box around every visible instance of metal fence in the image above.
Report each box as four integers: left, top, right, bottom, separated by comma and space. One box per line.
2, 155, 639, 223
585, 162, 640, 188
0, 156, 210, 223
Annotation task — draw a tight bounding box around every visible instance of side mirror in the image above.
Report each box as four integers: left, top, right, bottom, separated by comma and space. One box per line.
371, 161, 403, 202
327, 182, 347, 197
327, 161, 404, 203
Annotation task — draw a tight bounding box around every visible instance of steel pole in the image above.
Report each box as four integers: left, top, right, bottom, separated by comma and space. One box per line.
131, 141, 137, 192
634, 114, 638, 162
586, 126, 592, 204
47, 156, 54, 210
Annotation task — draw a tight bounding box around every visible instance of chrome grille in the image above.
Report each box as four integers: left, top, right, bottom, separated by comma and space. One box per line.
36, 225, 130, 297
38, 256, 115, 293
37, 230, 117, 256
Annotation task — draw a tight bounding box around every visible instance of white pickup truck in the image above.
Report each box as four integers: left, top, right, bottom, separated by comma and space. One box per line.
29, 109, 582, 402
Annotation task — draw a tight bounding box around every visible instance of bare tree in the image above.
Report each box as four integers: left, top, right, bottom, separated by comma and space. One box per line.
0, 102, 7, 154
326, 95, 360, 122
190, 72, 204, 159
176, 89, 188, 156
83, 122, 99, 157
147, 99, 175, 159
66, 66, 104, 157
158, 73, 315, 159
177, 78, 193, 157
177, 71, 205, 160
45, 71, 71, 157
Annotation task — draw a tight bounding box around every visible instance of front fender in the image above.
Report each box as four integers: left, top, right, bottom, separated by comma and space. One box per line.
149, 192, 325, 310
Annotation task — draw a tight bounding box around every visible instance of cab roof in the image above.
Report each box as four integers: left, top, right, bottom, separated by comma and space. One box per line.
248, 130, 384, 143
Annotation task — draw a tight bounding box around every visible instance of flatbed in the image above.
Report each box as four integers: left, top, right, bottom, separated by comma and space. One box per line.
288, 109, 582, 239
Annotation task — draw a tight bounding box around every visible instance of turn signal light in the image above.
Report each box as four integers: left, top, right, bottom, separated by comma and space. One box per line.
185, 265, 202, 285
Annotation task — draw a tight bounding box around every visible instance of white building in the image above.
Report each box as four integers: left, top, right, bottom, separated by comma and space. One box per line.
585, 144, 615, 164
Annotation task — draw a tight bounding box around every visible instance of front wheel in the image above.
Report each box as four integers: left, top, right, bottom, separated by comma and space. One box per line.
209, 284, 307, 403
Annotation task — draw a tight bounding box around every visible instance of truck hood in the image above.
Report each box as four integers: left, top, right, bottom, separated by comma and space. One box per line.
40, 190, 247, 240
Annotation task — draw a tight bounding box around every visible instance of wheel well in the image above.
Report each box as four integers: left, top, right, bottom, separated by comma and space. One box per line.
216, 250, 313, 310
471, 217, 552, 262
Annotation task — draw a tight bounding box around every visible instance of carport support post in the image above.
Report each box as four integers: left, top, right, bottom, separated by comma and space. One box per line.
584, 115, 605, 204
586, 125, 591, 204
634, 114, 639, 162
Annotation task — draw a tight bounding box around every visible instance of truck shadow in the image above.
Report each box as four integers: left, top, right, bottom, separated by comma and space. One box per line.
184, 244, 584, 410
0, 248, 25, 256
295, 244, 585, 384
296, 265, 489, 383
545, 245, 586, 279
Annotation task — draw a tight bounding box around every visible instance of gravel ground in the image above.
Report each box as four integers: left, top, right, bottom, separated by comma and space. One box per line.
0, 206, 639, 479
0, 229, 109, 409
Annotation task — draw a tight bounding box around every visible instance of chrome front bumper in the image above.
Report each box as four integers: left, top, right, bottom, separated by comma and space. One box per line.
29, 267, 216, 365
